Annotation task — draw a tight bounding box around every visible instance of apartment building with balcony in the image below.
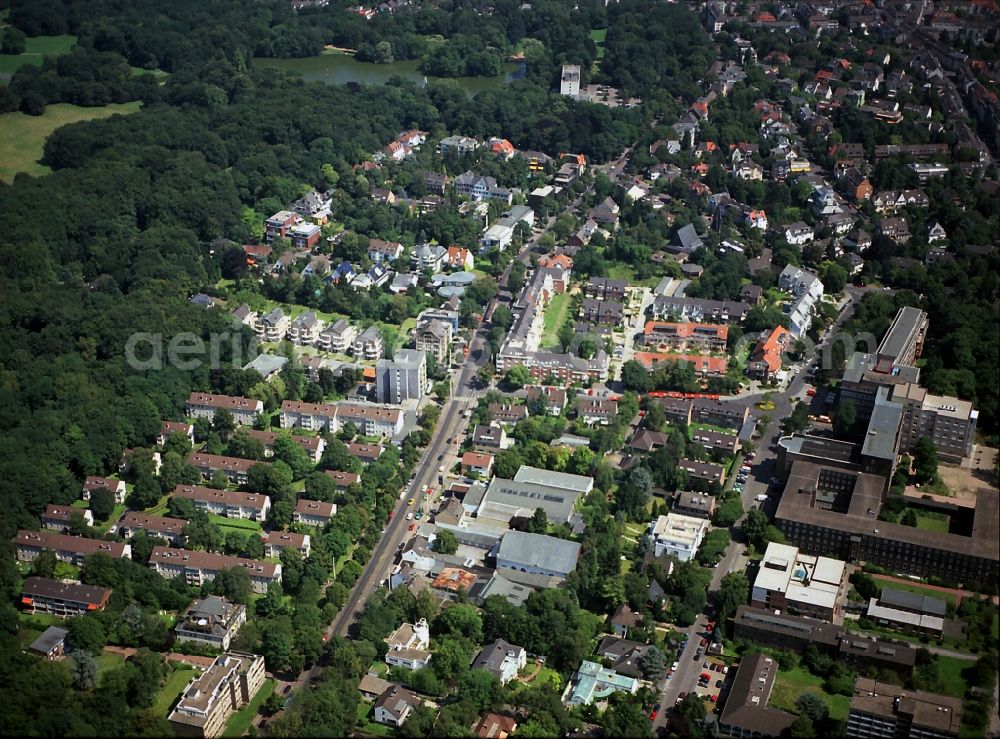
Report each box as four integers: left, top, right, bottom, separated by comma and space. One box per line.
14, 530, 130, 567
149, 547, 281, 594
186, 393, 263, 426
172, 485, 271, 521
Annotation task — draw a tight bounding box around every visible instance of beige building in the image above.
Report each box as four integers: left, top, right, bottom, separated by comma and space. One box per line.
751, 542, 849, 623
168, 652, 266, 738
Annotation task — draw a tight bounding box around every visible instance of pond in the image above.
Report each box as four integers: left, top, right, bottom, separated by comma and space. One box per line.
256, 51, 524, 97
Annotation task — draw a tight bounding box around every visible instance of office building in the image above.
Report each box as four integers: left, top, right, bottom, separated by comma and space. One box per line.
751, 542, 848, 623
876, 307, 928, 367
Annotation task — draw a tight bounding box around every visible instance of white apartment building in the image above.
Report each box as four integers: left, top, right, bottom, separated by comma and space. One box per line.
647, 513, 710, 562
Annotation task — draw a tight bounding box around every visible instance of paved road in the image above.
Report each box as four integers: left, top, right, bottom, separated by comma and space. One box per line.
654, 615, 710, 731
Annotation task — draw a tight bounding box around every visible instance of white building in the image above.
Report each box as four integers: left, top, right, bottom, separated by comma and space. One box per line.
560, 64, 581, 97
384, 619, 432, 671
751, 542, 848, 623
375, 348, 427, 404
647, 513, 710, 562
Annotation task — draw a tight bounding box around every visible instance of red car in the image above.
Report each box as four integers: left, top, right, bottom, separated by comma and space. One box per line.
648, 709, 658, 721
807, 387, 817, 397
408, 523, 416, 531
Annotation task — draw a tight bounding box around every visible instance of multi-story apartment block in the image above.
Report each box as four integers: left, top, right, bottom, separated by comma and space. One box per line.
651, 295, 751, 323
244, 430, 325, 464
82, 475, 127, 504
14, 530, 130, 567
263, 531, 311, 558
186, 393, 263, 426
293, 498, 337, 527
718, 654, 797, 738
454, 172, 512, 204
158, 420, 195, 447
115, 511, 187, 544
289, 221, 321, 249
580, 298, 624, 325
287, 311, 324, 345
375, 349, 427, 404
317, 318, 357, 353
254, 308, 290, 342
560, 64, 581, 97
438, 135, 480, 156
174, 596, 247, 651
149, 547, 281, 594
691, 399, 750, 430
752, 542, 849, 623
876, 307, 928, 367
845, 678, 960, 739
41, 504, 93, 530
172, 485, 271, 521
690, 427, 740, 454
640, 321, 729, 352
413, 318, 451, 365
168, 652, 266, 738
264, 211, 297, 243
20, 577, 111, 618
279, 400, 405, 438
186, 454, 268, 486
353, 325, 384, 359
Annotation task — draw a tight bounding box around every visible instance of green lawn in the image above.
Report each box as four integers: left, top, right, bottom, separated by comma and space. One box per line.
0, 31, 76, 76
0, 101, 141, 182
155, 668, 199, 716
913, 509, 950, 533
936, 655, 970, 699
96, 650, 126, 675
207, 514, 263, 535
605, 262, 660, 287
540, 292, 573, 349
770, 666, 851, 721
590, 28, 607, 60
355, 701, 394, 737
223, 678, 275, 737
144, 493, 172, 516
97, 503, 126, 533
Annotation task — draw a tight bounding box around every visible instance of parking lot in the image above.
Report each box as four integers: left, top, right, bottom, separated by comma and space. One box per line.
690, 656, 729, 711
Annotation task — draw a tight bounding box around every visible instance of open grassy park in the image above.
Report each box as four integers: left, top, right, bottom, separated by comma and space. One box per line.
0, 26, 76, 77
0, 101, 141, 181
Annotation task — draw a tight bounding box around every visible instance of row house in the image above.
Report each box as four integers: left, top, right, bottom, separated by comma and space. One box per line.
186, 392, 263, 426
317, 319, 357, 353
651, 296, 751, 324
41, 504, 93, 531
640, 322, 728, 353
287, 311, 324, 345
873, 189, 929, 214
116, 511, 187, 545
525, 386, 566, 416
245, 430, 326, 464
173, 485, 272, 521
14, 530, 130, 567
20, 577, 112, 618
82, 476, 127, 505
690, 428, 741, 455
148, 547, 281, 594
584, 276, 628, 302
293, 498, 337, 527
678, 458, 727, 487
490, 403, 528, 425
580, 298, 624, 325
186, 453, 268, 486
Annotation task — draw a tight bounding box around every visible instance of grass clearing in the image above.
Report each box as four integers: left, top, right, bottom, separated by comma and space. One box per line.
913, 508, 950, 533
97, 650, 126, 675
605, 262, 660, 287
155, 668, 199, 716
590, 28, 607, 60
540, 292, 573, 349
936, 655, 970, 698
0, 32, 76, 76
223, 678, 275, 737
0, 101, 141, 182
207, 514, 263, 535
770, 666, 850, 720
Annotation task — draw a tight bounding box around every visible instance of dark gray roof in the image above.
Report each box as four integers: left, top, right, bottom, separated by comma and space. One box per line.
879, 587, 948, 616
29, 626, 68, 655
472, 638, 524, 674
675, 223, 704, 252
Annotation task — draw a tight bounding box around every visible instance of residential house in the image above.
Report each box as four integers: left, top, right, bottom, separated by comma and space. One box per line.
174, 596, 247, 651
374, 685, 420, 727
609, 604, 643, 638
149, 547, 281, 594
462, 452, 495, 477
648, 514, 710, 561
580, 298, 624, 325
384, 619, 432, 670
454, 172, 512, 204
748, 325, 790, 381
565, 661, 639, 706
324, 470, 360, 488
28, 626, 68, 661
425, 172, 449, 195
745, 209, 769, 230
346, 442, 384, 465
293, 189, 332, 222
471, 639, 527, 685
293, 498, 337, 527
784, 221, 815, 246
472, 714, 518, 739
352, 264, 392, 291
590, 197, 620, 228
490, 404, 528, 425
367, 239, 404, 264
472, 424, 507, 451
678, 458, 727, 486
927, 221, 947, 243
438, 135, 480, 156
671, 491, 717, 520
411, 243, 448, 272
446, 246, 475, 271
525, 386, 566, 416
20, 577, 111, 618
878, 217, 911, 243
